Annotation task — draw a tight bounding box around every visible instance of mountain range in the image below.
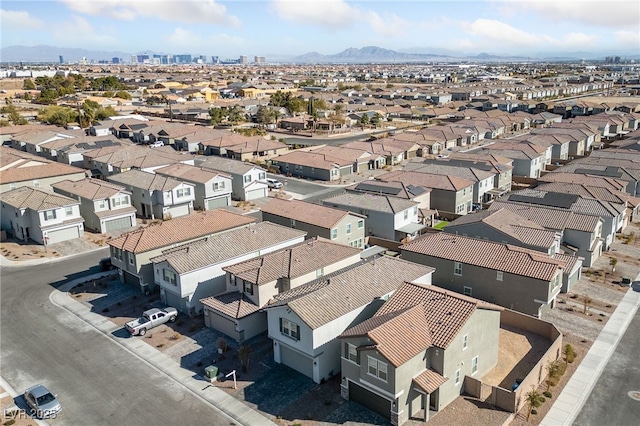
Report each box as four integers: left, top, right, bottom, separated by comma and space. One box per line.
1, 44, 636, 64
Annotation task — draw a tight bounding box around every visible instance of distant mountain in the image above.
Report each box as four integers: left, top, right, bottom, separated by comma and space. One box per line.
292, 46, 450, 64
0, 45, 132, 63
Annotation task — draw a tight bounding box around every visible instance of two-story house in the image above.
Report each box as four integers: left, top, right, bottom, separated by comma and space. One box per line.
51, 178, 137, 234
270, 150, 354, 182
480, 142, 548, 178
260, 198, 367, 248
151, 222, 307, 315
400, 232, 571, 317
322, 192, 424, 242
107, 169, 195, 220
264, 256, 435, 385
107, 209, 255, 293
339, 282, 502, 425
200, 238, 362, 342
0, 186, 84, 245
196, 156, 268, 201
153, 163, 232, 211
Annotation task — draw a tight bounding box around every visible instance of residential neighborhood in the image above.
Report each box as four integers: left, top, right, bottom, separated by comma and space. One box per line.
2, 43, 640, 426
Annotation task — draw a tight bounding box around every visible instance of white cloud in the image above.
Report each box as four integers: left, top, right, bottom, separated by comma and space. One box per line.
462, 19, 541, 47
366, 11, 410, 37
496, 0, 639, 28
60, 0, 241, 27
52, 15, 117, 45
615, 30, 640, 47
165, 27, 203, 47
0, 9, 45, 30
270, 0, 357, 28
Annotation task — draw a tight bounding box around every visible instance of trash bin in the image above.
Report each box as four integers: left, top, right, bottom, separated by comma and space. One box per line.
621, 277, 632, 286
205, 365, 219, 380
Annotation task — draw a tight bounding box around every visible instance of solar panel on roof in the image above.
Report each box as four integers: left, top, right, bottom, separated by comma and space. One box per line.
508, 192, 579, 209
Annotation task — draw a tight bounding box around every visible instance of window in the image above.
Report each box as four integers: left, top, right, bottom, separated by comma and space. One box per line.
456, 204, 465, 214
316, 268, 324, 278
44, 210, 56, 220
213, 181, 226, 191
455, 369, 461, 385
357, 219, 364, 229
291, 219, 296, 228
367, 356, 388, 381
97, 200, 106, 209
258, 172, 266, 180
112, 195, 129, 207
9, 183, 16, 190
229, 274, 236, 286
33, 179, 40, 188
454, 261, 462, 276
346, 343, 359, 364
176, 187, 191, 198
471, 356, 479, 375
244, 175, 251, 183
346, 223, 352, 235
128, 254, 135, 265
163, 269, 176, 285
65, 206, 73, 216
464, 286, 472, 296
413, 206, 418, 215
331, 228, 338, 240
403, 210, 408, 220
463, 334, 468, 350
496, 271, 503, 281
280, 318, 299, 340
243, 280, 253, 295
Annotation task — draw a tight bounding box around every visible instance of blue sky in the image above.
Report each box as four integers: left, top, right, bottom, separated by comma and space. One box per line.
1, 0, 639, 58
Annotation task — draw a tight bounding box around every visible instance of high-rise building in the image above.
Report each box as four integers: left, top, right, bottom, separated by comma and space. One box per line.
174, 54, 192, 64
239, 55, 248, 65
255, 56, 266, 65
112, 57, 121, 64
211, 56, 220, 64
59, 55, 64, 64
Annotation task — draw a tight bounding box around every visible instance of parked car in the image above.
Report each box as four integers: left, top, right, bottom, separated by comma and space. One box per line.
149, 141, 164, 148
24, 384, 61, 418
266, 178, 283, 189
125, 307, 178, 336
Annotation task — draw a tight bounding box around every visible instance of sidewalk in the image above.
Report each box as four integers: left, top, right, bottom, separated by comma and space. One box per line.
50, 273, 275, 426
0, 376, 47, 426
541, 273, 640, 426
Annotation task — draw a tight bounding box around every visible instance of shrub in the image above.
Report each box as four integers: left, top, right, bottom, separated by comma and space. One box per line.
189, 323, 197, 332
564, 344, 577, 364
5, 419, 16, 426
169, 333, 180, 341
102, 307, 109, 313
531, 409, 538, 415
156, 343, 165, 348
543, 391, 552, 398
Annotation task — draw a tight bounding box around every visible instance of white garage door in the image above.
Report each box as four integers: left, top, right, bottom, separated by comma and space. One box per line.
46, 226, 80, 244
207, 197, 229, 210
245, 188, 266, 201
105, 216, 133, 232
279, 345, 313, 378
165, 204, 190, 218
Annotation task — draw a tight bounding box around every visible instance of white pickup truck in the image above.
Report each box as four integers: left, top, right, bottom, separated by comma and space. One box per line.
125, 307, 178, 336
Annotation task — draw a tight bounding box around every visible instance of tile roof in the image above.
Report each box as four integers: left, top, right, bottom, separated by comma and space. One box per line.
107, 169, 188, 191
480, 142, 547, 160
197, 156, 265, 175
0, 146, 87, 184
52, 178, 127, 200
223, 238, 361, 285
226, 138, 288, 154
267, 256, 434, 330
488, 200, 601, 233
150, 222, 307, 274
322, 191, 418, 213
200, 292, 261, 319
107, 209, 255, 253
153, 163, 230, 184
261, 197, 357, 229
404, 162, 495, 182
378, 170, 474, 191
538, 172, 627, 192
401, 232, 565, 281
507, 188, 624, 217
340, 282, 501, 367
272, 150, 353, 170
348, 180, 431, 199
413, 369, 449, 394
0, 186, 79, 210
536, 182, 632, 205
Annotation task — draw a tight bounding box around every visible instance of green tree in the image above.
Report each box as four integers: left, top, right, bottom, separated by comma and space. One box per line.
370, 113, 381, 127
609, 257, 617, 273
37, 105, 77, 126
359, 113, 370, 128
256, 105, 275, 127
209, 107, 224, 126
525, 387, 543, 420
1, 105, 28, 125
227, 105, 245, 124
23, 92, 32, 101
23, 79, 36, 90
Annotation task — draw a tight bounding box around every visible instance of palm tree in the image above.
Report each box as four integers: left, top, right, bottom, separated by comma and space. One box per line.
525, 387, 543, 420
609, 257, 617, 273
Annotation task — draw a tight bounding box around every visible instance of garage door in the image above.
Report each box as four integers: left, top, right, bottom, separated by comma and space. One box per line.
279, 345, 313, 378
205, 310, 238, 339
207, 197, 229, 210
349, 382, 391, 419
245, 188, 266, 201
164, 290, 187, 313
165, 204, 190, 218
46, 226, 80, 244
105, 216, 133, 232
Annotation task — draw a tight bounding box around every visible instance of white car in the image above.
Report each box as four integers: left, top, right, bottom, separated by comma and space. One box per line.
149, 141, 164, 148
266, 178, 283, 189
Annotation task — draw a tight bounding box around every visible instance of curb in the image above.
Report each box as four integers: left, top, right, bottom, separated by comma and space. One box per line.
0, 245, 108, 268
0, 376, 48, 426
50, 274, 275, 426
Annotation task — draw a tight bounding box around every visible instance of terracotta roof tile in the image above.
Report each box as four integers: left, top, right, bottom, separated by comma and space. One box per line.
261, 198, 356, 229
379, 170, 474, 191
52, 178, 128, 200
0, 186, 79, 210
0, 146, 87, 184
413, 369, 449, 393
200, 292, 261, 319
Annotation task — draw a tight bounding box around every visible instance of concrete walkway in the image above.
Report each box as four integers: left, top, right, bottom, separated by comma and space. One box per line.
0, 375, 48, 426
49, 273, 276, 426
541, 273, 640, 426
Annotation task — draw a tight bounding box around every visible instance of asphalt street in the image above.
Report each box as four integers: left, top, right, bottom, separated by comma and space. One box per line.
573, 304, 640, 426
266, 173, 346, 203
0, 249, 237, 426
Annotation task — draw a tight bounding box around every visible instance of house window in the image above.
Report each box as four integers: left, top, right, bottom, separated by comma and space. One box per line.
280, 318, 299, 340
258, 172, 266, 180
346, 343, 359, 364
316, 268, 324, 278
112, 196, 128, 207
65, 206, 73, 216
346, 223, 352, 235
464, 286, 472, 296
177, 187, 191, 198
367, 356, 388, 381
128, 254, 135, 266
97, 200, 106, 209
244, 175, 251, 183
9, 183, 16, 190
403, 210, 408, 220
357, 219, 364, 229
455, 369, 461, 385
44, 210, 56, 220
229, 274, 236, 286
243, 280, 253, 295
463, 334, 468, 350
456, 204, 465, 214
213, 181, 225, 191
471, 356, 479, 375
454, 261, 462, 276
331, 228, 338, 240
33, 180, 40, 188
496, 271, 503, 281
163, 269, 176, 285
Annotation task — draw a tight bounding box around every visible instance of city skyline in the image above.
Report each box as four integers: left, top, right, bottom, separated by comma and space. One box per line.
1, 0, 639, 59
